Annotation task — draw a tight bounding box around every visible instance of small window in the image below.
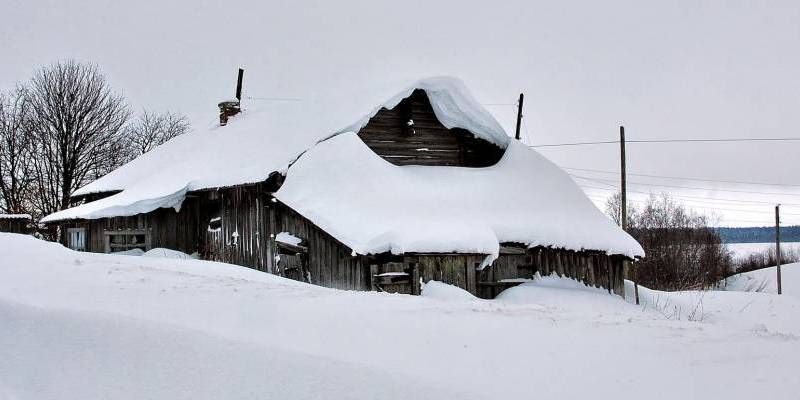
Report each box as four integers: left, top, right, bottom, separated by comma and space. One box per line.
67, 228, 86, 251
104, 230, 149, 253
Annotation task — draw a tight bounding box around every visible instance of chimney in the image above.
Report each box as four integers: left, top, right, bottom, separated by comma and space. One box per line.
218, 68, 244, 126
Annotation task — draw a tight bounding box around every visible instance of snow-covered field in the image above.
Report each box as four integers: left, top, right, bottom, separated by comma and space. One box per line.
726, 241, 800, 260
722, 262, 799, 296
1, 233, 798, 399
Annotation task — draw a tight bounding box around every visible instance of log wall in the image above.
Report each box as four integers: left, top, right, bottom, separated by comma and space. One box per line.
357, 89, 504, 167
59, 197, 206, 254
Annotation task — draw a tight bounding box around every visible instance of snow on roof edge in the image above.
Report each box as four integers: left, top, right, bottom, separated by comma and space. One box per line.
0, 214, 32, 220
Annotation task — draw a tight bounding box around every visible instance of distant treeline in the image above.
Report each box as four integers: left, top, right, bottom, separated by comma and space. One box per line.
716, 226, 800, 243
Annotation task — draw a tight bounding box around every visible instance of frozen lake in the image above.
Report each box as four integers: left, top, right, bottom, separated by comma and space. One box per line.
726, 241, 800, 260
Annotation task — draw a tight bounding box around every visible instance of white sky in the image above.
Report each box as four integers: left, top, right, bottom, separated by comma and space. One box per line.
2, 0, 799, 226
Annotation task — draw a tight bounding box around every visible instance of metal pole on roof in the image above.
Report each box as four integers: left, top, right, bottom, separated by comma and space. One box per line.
236, 68, 244, 102
515, 93, 524, 141
776, 205, 782, 295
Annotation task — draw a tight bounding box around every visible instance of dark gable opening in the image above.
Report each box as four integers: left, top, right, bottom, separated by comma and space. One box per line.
357, 89, 504, 167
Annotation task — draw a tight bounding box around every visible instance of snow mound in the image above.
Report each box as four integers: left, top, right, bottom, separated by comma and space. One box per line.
43, 76, 507, 223
496, 274, 621, 312
276, 132, 644, 259
721, 262, 799, 296
143, 248, 199, 260
112, 248, 146, 256
421, 281, 478, 301
1, 232, 800, 399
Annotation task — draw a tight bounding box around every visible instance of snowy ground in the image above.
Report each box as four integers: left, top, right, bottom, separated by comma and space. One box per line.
721, 262, 798, 296
1, 233, 798, 399
726, 241, 800, 260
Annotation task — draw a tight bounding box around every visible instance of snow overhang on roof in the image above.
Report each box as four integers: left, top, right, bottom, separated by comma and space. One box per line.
45, 76, 510, 223
0, 214, 32, 220
275, 132, 645, 261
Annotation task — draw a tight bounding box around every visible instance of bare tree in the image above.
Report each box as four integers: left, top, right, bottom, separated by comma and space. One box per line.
0, 88, 34, 214
605, 192, 732, 290
604, 191, 638, 227
123, 110, 189, 162
24, 60, 130, 215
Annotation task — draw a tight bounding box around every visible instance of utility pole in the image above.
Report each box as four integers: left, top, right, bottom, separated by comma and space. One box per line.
515, 93, 524, 141
776, 205, 782, 295
620, 126, 639, 304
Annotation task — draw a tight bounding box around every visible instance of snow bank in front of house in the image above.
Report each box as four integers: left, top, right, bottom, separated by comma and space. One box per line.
44, 76, 508, 223
143, 248, 199, 260
1, 233, 799, 399
421, 281, 479, 301
276, 132, 644, 259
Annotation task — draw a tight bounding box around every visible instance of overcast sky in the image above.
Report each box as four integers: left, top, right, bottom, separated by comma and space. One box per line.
2, 0, 799, 227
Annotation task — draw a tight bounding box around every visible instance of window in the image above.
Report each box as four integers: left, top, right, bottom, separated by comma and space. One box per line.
104, 230, 149, 253
67, 228, 86, 251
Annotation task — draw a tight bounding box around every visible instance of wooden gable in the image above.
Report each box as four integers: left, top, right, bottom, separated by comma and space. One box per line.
357, 89, 504, 167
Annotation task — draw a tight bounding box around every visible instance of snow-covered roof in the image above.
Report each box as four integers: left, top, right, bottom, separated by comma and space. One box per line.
0, 214, 32, 220
275, 132, 644, 260
40, 75, 642, 259
43, 76, 506, 223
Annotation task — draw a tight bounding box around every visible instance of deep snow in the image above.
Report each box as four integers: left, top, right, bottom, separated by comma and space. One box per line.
722, 262, 798, 296
0, 233, 797, 399
41, 77, 506, 223
40, 76, 641, 260
275, 132, 643, 259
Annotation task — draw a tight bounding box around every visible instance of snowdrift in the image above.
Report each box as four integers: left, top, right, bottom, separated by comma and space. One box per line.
0, 233, 798, 399
721, 262, 799, 296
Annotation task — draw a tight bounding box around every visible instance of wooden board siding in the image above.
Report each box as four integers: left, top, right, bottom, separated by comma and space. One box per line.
357, 89, 504, 167
59, 197, 207, 254
206, 185, 371, 291
0, 218, 29, 234
56, 183, 628, 298
477, 246, 626, 298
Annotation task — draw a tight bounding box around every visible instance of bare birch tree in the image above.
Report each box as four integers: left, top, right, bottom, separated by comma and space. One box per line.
123, 110, 189, 162
0, 88, 34, 214
24, 61, 130, 215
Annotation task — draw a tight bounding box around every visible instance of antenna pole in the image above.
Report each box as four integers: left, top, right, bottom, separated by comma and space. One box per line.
515, 93, 524, 141
236, 68, 244, 101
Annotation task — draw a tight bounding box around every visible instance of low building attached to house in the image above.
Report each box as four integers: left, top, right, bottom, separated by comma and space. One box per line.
42, 76, 644, 298
0, 214, 32, 235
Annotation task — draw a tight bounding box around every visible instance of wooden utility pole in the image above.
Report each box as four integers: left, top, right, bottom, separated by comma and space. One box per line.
515, 93, 524, 140
776, 205, 782, 295
620, 126, 627, 230
620, 126, 639, 304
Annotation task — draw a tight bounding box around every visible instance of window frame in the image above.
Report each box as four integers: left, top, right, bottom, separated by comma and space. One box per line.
103, 229, 151, 253
67, 227, 87, 251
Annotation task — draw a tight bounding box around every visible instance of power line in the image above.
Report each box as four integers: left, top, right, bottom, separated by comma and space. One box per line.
579, 181, 800, 207
583, 190, 800, 209
571, 174, 800, 197
564, 166, 800, 188
530, 137, 800, 148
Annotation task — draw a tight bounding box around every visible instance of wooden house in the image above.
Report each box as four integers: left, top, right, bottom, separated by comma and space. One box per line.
0, 214, 31, 234
42, 77, 643, 298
